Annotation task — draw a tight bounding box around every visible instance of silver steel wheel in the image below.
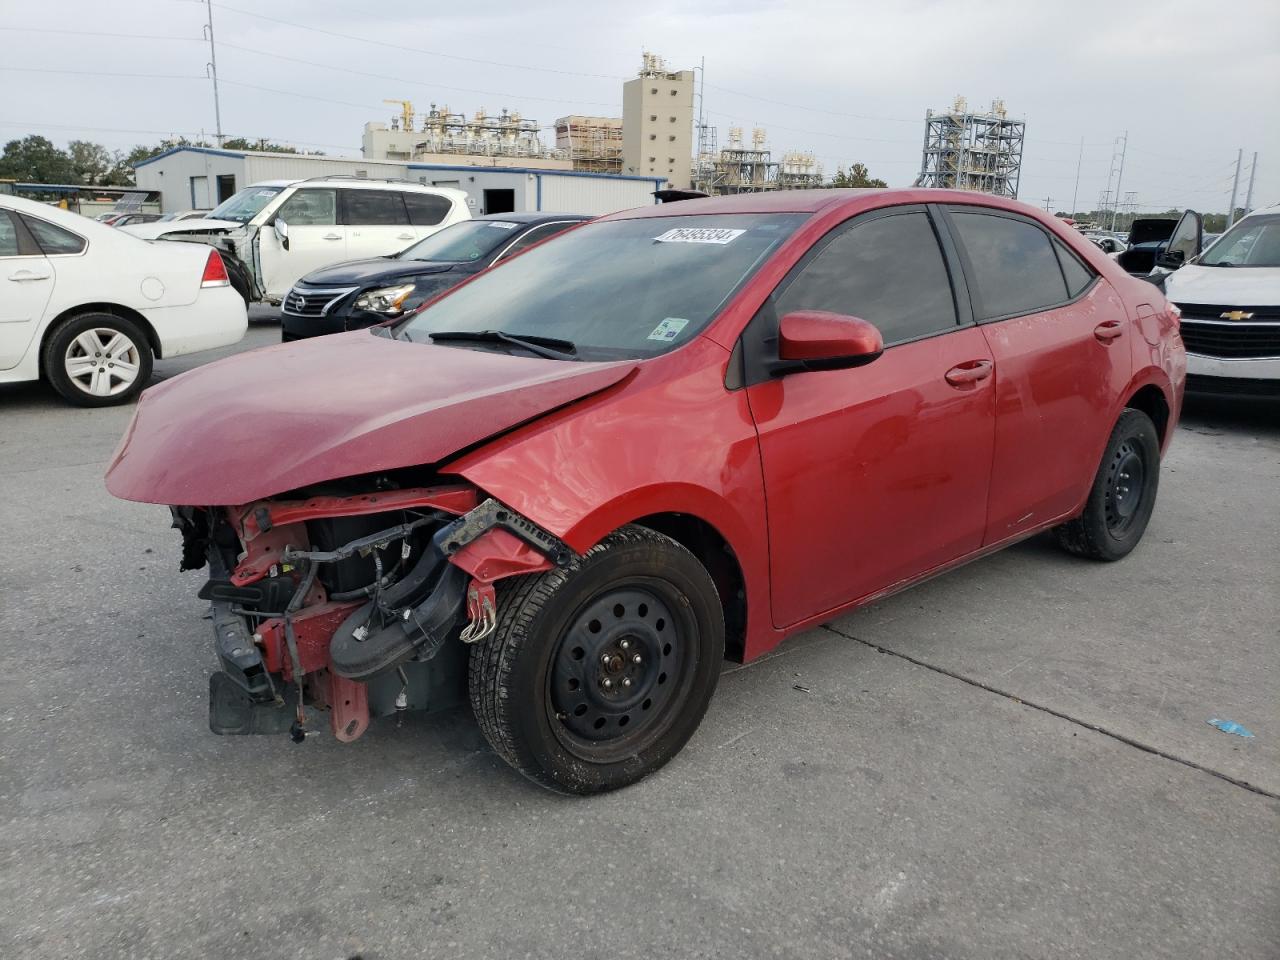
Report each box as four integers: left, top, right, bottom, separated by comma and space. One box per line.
62, 327, 142, 398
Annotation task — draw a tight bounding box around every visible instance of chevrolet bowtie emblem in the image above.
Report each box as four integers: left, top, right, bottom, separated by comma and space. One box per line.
1220, 310, 1254, 321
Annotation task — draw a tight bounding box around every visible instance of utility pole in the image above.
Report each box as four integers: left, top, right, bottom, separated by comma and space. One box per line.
1227, 148, 1243, 226
695, 55, 706, 191
1070, 135, 1083, 217
1041, 195, 1054, 211
1108, 131, 1127, 233
204, 0, 224, 146
1243, 151, 1258, 216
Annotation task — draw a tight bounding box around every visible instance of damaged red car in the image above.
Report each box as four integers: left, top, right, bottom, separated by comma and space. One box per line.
106, 190, 1185, 794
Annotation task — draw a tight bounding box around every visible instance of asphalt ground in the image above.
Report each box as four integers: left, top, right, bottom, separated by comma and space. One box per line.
1, 312, 1277, 959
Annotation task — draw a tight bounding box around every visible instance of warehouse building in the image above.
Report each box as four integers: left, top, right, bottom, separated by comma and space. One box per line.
133, 147, 663, 216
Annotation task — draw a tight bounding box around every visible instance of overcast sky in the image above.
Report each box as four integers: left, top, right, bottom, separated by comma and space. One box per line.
4, 0, 1276, 214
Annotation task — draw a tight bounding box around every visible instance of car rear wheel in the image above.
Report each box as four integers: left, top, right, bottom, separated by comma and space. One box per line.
1054, 408, 1160, 561
42, 312, 154, 407
468, 525, 724, 794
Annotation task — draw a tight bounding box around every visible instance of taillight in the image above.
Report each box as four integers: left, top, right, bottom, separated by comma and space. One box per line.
201, 250, 229, 287
1167, 302, 1181, 330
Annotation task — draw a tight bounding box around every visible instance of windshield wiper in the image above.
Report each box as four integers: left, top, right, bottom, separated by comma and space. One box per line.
426, 329, 578, 361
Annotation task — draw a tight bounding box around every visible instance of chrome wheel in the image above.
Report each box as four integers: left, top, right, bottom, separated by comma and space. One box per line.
63, 327, 142, 398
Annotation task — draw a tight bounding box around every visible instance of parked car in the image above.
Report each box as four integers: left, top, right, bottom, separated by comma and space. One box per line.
155, 209, 212, 223
280, 212, 590, 340
106, 189, 1184, 793
0, 194, 246, 406
121, 178, 470, 305
1156, 204, 1280, 399
1089, 234, 1127, 255
101, 212, 162, 228
1115, 217, 1182, 275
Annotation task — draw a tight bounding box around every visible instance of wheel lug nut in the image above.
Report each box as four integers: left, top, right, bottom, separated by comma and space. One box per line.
622, 678, 632, 688
632, 654, 642, 664
602, 678, 613, 689
620, 639, 630, 650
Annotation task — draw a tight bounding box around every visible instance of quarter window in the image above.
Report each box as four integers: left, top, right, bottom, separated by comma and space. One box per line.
0, 212, 20, 256
21, 215, 86, 255
1053, 238, 1095, 298
274, 188, 336, 226
404, 193, 452, 226
950, 212, 1069, 319
776, 211, 957, 344
343, 190, 409, 226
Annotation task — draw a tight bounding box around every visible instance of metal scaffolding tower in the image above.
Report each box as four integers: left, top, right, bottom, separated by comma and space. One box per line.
916, 97, 1025, 198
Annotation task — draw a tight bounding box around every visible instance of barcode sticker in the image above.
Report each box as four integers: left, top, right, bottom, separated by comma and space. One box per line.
654, 227, 745, 245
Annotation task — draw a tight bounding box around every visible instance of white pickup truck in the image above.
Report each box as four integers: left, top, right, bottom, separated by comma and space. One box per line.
124, 177, 470, 305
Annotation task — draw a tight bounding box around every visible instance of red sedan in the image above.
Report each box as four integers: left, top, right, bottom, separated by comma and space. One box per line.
106, 189, 1185, 794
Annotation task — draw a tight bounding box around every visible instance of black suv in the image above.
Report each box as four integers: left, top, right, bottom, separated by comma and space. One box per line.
280, 212, 589, 340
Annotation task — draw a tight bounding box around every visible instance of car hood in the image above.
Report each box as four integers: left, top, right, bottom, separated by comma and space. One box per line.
299, 258, 461, 286
1165, 264, 1280, 305
122, 218, 245, 239
105, 331, 637, 506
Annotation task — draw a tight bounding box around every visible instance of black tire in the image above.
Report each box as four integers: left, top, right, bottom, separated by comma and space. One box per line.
42, 312, 154, 407
1054, 408, 1160, 561
468, 525, 724, 794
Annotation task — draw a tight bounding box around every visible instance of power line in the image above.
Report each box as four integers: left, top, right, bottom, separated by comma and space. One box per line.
0, 66, 206, 80
210, 2, 623, 82
0, 119, 358, 153
215, 40, 620, 109
0, 26, 203, 42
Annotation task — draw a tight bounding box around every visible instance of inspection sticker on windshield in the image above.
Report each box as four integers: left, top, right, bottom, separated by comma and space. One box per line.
654, 227, 745, 245
486, 221, 519, 230
647, 318, 689, 342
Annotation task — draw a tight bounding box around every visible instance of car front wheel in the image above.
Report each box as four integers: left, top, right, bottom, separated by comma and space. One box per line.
42, 312, 153, 407
1054, 408, 1161, 561
468, 525, 725, 794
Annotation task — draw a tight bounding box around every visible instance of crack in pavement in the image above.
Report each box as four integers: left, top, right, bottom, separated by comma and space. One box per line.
820, 622, 1280, 802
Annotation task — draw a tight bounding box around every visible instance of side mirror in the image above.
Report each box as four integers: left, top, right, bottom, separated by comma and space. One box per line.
273, 218, 290, 251
773, 310, 883, 374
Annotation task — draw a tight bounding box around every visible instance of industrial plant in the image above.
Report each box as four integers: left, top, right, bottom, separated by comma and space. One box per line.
916, 96, 1025, 197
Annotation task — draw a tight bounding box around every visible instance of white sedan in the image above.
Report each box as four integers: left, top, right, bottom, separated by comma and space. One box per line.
0, 195, 247, 406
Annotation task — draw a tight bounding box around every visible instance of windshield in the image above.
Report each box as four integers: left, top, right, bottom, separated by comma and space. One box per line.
1200, 214, 1280, 267
400, 213, 805, 360
207, 185, 285, 224
398, 219, 525, 263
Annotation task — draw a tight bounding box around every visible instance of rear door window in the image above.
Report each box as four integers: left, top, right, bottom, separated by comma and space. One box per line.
404, 193, 453, 226
21, 215, 86, 255
274, 188, 337, 225
343, 190, 410, 226
949, 211, 1069, 319
776, 209, 958, 345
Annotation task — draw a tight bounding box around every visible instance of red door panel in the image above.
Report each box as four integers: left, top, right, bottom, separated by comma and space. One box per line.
747, 326, 995, 627
979, 279, 1134, 543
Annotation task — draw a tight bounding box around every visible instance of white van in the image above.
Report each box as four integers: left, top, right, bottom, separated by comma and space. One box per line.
123, 178, 470, 304
1153, 204, 1280, 400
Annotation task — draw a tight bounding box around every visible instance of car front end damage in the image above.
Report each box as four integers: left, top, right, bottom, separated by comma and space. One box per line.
176, 482, 573, 742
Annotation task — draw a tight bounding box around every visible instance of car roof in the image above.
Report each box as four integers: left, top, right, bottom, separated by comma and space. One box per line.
474, 212, 591, 224
603, 188, 1059, 223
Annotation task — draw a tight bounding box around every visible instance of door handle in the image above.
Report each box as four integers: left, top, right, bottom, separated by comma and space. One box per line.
8, 270, 51, 282
322, 233, 342, 240
397, 233, 414, 240
1094, 320, 1125, 342
944, 359, 993, 387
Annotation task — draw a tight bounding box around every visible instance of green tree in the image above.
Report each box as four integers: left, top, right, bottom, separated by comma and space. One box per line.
0, 135, 76, 183
68, 140, 115, 185
829, 162, 888, 189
